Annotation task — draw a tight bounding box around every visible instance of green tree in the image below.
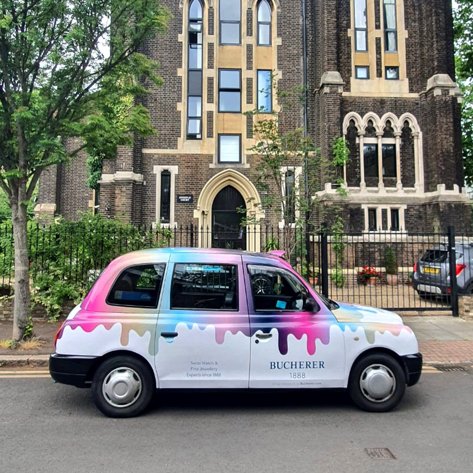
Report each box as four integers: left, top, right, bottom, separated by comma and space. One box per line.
247, 82, 349, 273
0, 0, 169, 340
454, 0, 473, 185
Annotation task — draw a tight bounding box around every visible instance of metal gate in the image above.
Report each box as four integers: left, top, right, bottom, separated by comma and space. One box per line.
314, 227, 460, 316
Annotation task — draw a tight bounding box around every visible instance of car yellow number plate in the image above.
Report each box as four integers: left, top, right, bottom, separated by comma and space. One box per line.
423, 267, 440, 274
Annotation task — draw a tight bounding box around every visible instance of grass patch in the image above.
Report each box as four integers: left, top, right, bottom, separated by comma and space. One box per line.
18, 338, 45, 351
0, 339, 14, 349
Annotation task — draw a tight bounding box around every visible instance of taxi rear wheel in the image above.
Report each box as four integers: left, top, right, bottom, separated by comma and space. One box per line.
92, 356, 155, 418
348, 353, 406, 412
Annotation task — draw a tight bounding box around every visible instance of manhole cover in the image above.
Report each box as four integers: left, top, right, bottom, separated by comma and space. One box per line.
434, 365, 468, 373
365, 448, 396, 460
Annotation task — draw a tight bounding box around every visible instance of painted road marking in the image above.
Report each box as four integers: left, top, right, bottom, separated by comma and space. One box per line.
0, 370, 50, 379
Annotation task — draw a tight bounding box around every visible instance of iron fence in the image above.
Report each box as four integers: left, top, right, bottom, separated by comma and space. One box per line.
0, 221, 468, 314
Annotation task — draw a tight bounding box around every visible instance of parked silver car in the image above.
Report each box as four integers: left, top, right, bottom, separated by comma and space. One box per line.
413, 243, 472, 297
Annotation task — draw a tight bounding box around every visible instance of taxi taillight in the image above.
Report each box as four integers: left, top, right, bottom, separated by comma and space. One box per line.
54, 323, 65, 349
413, 262, 418, 273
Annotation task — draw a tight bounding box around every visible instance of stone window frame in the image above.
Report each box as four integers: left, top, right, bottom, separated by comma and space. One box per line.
385, 66, 399, 80
218, 134, 242, 164
257, 0, 272, 46
187, 0, 204, 140
343, 111, 423, 192
362, 205, 406, 232
355, 65, 370, 79
349, 0, 408, 93
354, 0, 368, 52
153, 165, 179, 228
383, 0, 398, 52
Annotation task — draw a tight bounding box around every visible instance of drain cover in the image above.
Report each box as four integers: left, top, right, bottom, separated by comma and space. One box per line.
365, 448, 396, 460
434, 365, 468, 373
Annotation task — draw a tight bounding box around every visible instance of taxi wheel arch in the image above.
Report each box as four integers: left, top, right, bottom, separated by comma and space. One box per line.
348, 351, 406, 412
91, 354, 156, 418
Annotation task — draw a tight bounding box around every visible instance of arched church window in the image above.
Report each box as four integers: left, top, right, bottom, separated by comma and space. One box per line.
257, 0, 272, 46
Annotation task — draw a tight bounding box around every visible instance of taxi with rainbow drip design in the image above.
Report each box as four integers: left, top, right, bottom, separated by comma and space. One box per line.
50, 248, 422, 417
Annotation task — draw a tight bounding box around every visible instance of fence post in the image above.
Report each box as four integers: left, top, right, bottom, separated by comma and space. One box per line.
448, 226, 459, 317
320, 227, 329, 298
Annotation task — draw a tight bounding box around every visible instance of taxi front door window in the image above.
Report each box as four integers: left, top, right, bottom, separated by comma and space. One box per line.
249, 265, 309, 312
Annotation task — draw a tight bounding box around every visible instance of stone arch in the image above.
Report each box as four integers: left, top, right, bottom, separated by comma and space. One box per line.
398, 112, 421, 134
361, 112, 382, 134
194, 170, 265, 250
250, 0, 281, 10
343, 112, 363, 134
380, 112, 401, 134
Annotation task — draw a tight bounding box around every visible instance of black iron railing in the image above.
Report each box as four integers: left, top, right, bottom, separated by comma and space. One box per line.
0, 221, 467, 314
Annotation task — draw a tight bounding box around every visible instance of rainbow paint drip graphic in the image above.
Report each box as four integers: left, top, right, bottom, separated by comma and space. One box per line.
57, 250, 411, 357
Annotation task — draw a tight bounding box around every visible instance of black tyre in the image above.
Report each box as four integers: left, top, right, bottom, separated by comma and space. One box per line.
92, 356, 155, 418
348, 353, 406, 412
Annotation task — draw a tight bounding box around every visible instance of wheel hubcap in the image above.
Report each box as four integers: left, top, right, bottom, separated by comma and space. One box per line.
359, 364, 396, 403
102, 367, 142, 408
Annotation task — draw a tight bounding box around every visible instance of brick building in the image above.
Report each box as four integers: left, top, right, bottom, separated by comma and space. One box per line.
37, 0, 471, 247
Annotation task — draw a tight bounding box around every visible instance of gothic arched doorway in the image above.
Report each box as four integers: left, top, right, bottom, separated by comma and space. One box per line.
212, 186, 246, 250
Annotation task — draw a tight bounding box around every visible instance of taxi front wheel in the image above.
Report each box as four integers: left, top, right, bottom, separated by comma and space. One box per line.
92, 356, 155, 418
348, 353, 406, 412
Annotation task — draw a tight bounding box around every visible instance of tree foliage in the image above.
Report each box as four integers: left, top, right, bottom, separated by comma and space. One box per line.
0, 0, 169, 340
454, 0, 473, 185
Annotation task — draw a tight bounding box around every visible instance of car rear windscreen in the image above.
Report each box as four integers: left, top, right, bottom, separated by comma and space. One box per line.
421, 249, 448, 263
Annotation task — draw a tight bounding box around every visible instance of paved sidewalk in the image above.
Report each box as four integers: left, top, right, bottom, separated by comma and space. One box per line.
1, 316, 473, 368
403, 316, 473, 364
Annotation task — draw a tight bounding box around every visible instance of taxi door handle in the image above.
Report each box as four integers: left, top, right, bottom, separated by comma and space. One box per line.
161, 332, 179, 339
256, 333, 273, 340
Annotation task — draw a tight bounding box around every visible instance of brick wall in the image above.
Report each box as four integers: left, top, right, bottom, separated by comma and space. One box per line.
459, 295, 473, 321
36, 0, 470, 235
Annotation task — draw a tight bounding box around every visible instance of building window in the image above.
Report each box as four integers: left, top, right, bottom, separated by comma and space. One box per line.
187, 0, 203, 139
355, 66, 370, 79
257, 0, 271, 46
365, 207, 404, 232
364, 144, 378, 178
285, 170, 296, 224
382, 144, 396, 177
257, 70, 272, 112
384, 0, 397, 52
354, 0, 367, 51
219, 135, 241, 163
391, 208, 400, 231
220, 0, 240, 45
219, 69, 241, 112
279, 166, 302, 227
154, 165, 178, 227
344, 112, 422, 192
385, 66, 399, 80
160, 170, 171, 224
368, 208, 377, 231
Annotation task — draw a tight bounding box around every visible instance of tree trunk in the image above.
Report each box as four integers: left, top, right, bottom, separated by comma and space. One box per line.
11, 181, 31, 341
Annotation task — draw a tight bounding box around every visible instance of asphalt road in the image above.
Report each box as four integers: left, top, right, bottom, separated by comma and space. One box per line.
1, 369, 472, 473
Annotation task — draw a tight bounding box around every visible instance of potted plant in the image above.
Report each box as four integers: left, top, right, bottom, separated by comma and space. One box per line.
384, 246, 399, 285
357, 266, 379, 286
